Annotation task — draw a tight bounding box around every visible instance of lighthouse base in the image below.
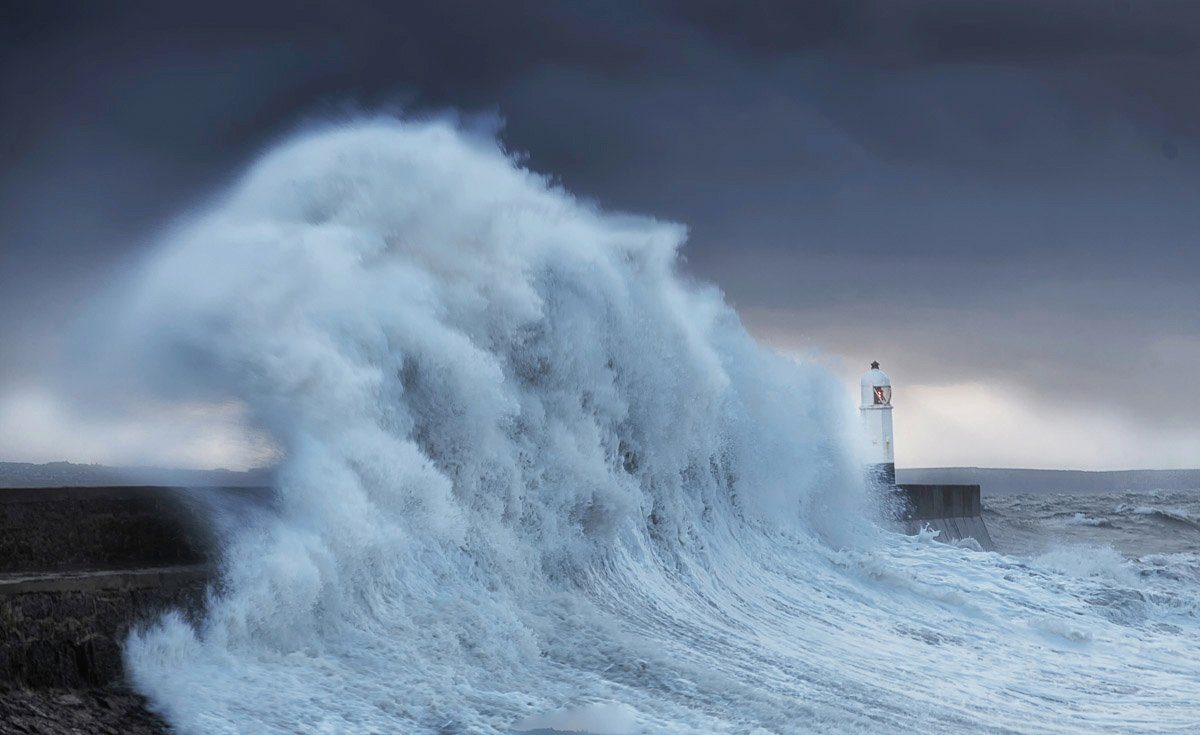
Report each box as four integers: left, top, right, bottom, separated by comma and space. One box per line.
892, 484, 995, 551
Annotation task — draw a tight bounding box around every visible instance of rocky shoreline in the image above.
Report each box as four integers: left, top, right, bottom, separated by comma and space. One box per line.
0, 685, 168, 734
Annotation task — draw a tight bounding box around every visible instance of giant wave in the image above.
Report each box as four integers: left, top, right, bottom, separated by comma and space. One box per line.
114, 120, 1200, 734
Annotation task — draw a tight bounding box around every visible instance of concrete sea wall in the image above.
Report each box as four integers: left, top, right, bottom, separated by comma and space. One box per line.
0, 487, 209, 574
0, 487, 268, 690
0, 567, 208, 687
894, 483, 996, 550
0, 480, 993, 732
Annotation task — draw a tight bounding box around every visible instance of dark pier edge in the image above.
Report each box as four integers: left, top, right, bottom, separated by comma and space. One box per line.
868, 463, 994, 550
892, 483, 996, 550
0, 485, 272, 733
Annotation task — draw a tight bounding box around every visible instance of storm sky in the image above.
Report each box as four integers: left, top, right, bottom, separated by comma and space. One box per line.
1, 1, 1198, 470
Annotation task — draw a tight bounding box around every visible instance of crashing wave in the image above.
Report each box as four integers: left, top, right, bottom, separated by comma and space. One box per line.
109, 119, 1200, 734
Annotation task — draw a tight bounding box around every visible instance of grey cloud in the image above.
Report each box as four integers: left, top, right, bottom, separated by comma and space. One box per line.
1, 0, 1198, 465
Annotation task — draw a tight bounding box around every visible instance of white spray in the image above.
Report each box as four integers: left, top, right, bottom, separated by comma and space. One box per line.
118, 119, 1200, 734
117, 119, 867, 733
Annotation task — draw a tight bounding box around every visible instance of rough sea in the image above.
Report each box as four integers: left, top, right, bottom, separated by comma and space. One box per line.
986, 491, 1200, 637
89, 118, 1199, 734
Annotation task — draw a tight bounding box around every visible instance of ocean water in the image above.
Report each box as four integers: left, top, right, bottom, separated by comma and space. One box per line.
110, 119, 1200, 734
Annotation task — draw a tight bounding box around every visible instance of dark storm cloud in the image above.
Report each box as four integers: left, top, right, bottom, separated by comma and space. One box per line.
1, 0, 1198, 464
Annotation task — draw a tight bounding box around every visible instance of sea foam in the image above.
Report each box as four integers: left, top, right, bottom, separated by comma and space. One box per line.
116, 120, 1200, 734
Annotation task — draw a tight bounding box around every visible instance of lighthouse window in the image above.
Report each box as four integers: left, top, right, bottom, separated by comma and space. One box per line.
873, 386, 891, 405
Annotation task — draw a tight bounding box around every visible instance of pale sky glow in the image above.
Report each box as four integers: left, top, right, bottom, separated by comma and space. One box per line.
2, 340, 1195, 473
895, 381, 1200, 471
745, 300, 1200, 472
757, 322, 1200, 472
0, 388, 276, 470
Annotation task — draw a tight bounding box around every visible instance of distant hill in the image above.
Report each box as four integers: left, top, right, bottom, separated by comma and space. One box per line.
897, 467, 1200, 495
0, 461, 272, 488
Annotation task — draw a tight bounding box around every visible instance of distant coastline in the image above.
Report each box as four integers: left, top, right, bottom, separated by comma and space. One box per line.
0, 461, 271, 488
898, 467, 1200, 495
2, 460, 1196, 495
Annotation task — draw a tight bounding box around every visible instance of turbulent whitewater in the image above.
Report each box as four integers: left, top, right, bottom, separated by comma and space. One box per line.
114, 120, 1200, 734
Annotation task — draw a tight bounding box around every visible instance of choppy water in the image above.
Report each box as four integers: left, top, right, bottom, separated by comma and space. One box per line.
103, 119, 1200, 734
988, 490, 1200, 558
986, 491, 1200, 630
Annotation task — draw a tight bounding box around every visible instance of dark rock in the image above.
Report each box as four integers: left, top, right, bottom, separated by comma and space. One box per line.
0, 486, 270, 730
0, 686, 169, 735
0, 572, 208, 687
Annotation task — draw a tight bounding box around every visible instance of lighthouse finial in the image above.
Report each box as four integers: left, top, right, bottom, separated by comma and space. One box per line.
870, 360, 880, 370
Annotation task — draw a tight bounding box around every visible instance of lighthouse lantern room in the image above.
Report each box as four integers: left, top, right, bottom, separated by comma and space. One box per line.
860, 360, 895, 486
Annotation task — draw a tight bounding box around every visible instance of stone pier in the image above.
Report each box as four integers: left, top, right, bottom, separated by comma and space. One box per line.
0, 485, 270, 732
893, 483, 996, 550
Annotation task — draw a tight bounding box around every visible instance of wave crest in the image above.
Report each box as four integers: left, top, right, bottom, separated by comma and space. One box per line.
119, 119, 865, 733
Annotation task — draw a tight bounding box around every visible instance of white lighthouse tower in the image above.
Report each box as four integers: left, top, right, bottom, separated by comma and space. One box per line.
860, 361, 895, 486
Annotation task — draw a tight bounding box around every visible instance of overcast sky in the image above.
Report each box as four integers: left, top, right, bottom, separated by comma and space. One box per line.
1, 1, 1198, 470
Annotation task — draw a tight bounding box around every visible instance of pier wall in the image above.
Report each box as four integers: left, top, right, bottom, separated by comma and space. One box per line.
894, 483, 995, 550
0, 481, 994, 694
0, 568, 207, 687
0, 486, 268, 689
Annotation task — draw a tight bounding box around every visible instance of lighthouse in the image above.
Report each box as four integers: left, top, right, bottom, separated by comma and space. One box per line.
860, 361, 895, 486
859, 360, 996, 549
